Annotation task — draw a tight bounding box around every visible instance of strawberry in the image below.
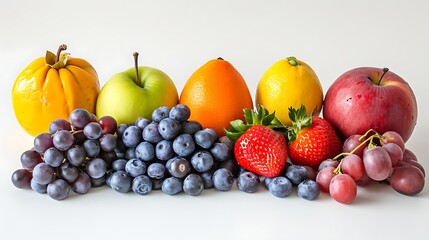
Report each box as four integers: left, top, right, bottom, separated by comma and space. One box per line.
287, 105, 342, 170
225, 106, 288, 178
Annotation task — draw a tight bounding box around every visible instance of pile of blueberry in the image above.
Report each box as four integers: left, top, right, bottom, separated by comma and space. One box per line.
108, 104, 242, 196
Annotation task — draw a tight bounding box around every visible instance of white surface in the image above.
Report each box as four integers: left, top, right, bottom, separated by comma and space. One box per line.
1, 0, 428, 239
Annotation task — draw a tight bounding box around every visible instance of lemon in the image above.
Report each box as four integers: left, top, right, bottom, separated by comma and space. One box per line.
255, 56, 323, 126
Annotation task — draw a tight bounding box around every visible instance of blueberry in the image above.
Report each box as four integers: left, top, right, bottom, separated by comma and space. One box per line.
173, 134, 195, 157
132, 175, 153, 195
162, 177, 183, 195
190, 150, 214, 172
183, 173, 204, 196
158, 118, 182, 140
125, 147, 136, 160
155, 140, 174, 161
147, 163, 166, 180
285, 165, 308, 185
201, 170, 215, 189
181, 121, 202, 135
210, 142, 232, 161
152, 106, 171, 123
125, 158, 147, 177
218, 158, 239, 177
122, 126, 142, 148
116, 123, 128, 138
212, 168, 234, 191
135, 142, 155, 161
268, 176, 292, 198
135, 117, 150, 129
151, 178, 164, 190
109, 171, 132, 193
143, 122, 163, 143
264, 177, 274, 189
194, 129, 216, 149
111, 159, 128, 172
297, 179, 320, 200
218, 136, 235, 150
166, 157, 191, 178
237, 172, 260, 193
169, 104, 190, 122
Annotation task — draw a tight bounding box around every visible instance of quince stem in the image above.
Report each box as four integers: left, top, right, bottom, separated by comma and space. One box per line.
55, 44, 67, 63
133, 52, 141, 87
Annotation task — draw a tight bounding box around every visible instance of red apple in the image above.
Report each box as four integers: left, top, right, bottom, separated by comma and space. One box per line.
323, 67, 417, 142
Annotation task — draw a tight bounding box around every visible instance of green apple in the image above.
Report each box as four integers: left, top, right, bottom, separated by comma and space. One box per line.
96, 52, 178, 124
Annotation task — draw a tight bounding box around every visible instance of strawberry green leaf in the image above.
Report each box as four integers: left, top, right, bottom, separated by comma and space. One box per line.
244, 108, 253, 124
262, 111, 276, 126
224, 129, 242, 142
230, 119, 250, 133
287, 104, 313, 143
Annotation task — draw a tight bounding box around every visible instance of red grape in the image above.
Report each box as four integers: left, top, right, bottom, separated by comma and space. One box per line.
98, 116, 118, 135
381, 131, 405, 152
390, 165, 425, 196
316, 166, 336, 193
318, 159, 339, 171
356, 172, 374, 187
363, 147, 392, 181
398, 160, 425, 176
382, 143, 403, 167
403, 148, 417, 162
329, 174, 357, 204
341, 154, 365, 181
343, 134, 367, 157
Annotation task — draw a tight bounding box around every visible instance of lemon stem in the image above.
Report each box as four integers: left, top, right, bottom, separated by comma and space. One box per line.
287, 56, 299, 66
55, 44, 67, 63
133, 52, 141, 87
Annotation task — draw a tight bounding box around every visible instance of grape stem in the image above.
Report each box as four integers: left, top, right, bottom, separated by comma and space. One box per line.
332, 129, 383, 161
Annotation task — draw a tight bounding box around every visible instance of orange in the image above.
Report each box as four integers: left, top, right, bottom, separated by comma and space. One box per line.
12, 44, 100, 136
179, 58, 253, 137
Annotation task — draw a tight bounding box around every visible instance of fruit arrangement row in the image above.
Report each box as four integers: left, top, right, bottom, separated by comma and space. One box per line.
10, 44, 424, 204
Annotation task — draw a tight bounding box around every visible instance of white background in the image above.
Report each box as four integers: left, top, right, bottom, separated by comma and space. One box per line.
1, 0, 428, 239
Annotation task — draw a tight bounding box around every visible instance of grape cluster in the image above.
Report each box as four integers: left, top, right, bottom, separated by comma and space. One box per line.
316, 129, 425, 204
107, 104, 239, 196
11, 109, 118, 200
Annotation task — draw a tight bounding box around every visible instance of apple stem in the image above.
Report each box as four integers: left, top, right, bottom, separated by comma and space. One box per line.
133, 52, 141, 87
55, 44, 67, 63
378, 68, 389, 85
217, 57, 224, 60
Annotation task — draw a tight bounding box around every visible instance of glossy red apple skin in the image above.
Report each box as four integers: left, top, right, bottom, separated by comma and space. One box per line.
323, 67, 417, 142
